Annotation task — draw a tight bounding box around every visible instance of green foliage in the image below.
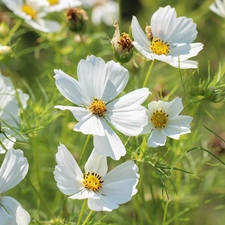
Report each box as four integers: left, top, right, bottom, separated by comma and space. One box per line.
1, 0, 225, 225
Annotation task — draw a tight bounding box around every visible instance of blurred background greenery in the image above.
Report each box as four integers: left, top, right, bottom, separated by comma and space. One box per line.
1, 0, 225, 224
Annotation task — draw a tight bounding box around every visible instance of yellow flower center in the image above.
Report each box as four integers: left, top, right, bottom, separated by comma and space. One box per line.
21, 4, 37, 19
151, 110, 169, 128
48, 0, 59, 5
150, 38, 170, 55
83, 172, 103, 192
89, 98, 107, 117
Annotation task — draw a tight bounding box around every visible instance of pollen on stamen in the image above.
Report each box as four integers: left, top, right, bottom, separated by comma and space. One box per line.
150, 38, 170, 55
89, 98, 107, 117
83, 172, 104, 192
150, 109, 169, 128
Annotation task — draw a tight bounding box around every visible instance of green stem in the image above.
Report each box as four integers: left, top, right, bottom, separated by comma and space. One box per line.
142, 61, 154, 88
77, 199, 87, 225
26, 176, 55, 219
78, 135, 91, 164
3, 19, 23, 45
82, 210, 94, 225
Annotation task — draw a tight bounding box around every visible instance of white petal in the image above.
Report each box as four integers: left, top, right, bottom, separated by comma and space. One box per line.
47, 0, 81, 12
102, 60, 129, 102
54, 144, 83, 196
106, 88, 149, 135
88, 195, 118, 211
0, 196, 30, 225
77, 55, 106, 101
147, 128, 167, 147
151, 6, 176, 40
25, 19, 61, 33
69, 188, 100, 200
84, 151, 108, 176
164, 97, 183, 117
0, 148, 28, 194
162, 124, 191, 139
91, 1, 118, 26
171, 43, 203, 61
0, 135, 16, 154
94, 121, 126, 160
131, 16, 150, 51
54, 69, 89, 106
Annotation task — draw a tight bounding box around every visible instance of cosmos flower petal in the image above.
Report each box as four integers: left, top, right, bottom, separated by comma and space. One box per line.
25, 19, 61, 33
46, 0, 82, 12
168, 115, 193, 126
0, 196, 30, 225
54, 69, 88, 106
69, 189, 100, 200
102, 60, 129, 101
54, 144, 83, 196
151, 6, 177, 40
91, 1, 119, 26
0, 148, 28, 194
88, 195, 119, 211
131, 16, 150, 50
84, 151, 108, 177
77, 55, 106, 101
210, 0, 225, 17
94, 120, 126, 160
106, 88, 149, 136
162, 124, 191, 139
0, 135, 16, 154
147, 128, 167, 147
171, 43, 204, 61
164, 97, 183, 116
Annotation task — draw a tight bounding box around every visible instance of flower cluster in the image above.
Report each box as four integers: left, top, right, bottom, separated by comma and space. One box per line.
2, 1, 221, 224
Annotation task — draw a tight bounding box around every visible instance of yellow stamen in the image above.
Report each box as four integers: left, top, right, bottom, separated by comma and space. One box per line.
48, 0, 59, 5
83, 172, 103, 192
21, 4, 37, 19
150, 38, 170, 55
89, 98, 107, 117
151, 109, 169, 128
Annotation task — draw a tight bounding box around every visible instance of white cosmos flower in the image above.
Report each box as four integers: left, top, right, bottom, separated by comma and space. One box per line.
54, 143, 139, 211
142, 97, 193, 148
0, 74, 29, 154
131, 5, 203, 69
82, 0, 119, 26
210, 0, 225, 17
2, 0, 61, 33
0, 148, 30, 224
54, 55, 150, 160
44, 0, 82, 13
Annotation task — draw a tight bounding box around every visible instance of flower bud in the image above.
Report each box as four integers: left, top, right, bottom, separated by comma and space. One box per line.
0, 45, 12, 57
0, 22, 9, 37
111, 21, 134, 63
66, 8, 88, 32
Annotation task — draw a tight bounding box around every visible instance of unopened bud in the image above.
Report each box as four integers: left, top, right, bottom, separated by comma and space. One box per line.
0, 45, 12, 57
66, 8, 88, 32
0, 22, 9, 37
111, 21, 134, 63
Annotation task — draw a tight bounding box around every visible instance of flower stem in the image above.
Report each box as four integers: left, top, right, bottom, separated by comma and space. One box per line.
78, 135, 91, 164
82, 210, 94, 225
26, 176, 56, 219
77, 199, 87, 225
142, 61, 154, 87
